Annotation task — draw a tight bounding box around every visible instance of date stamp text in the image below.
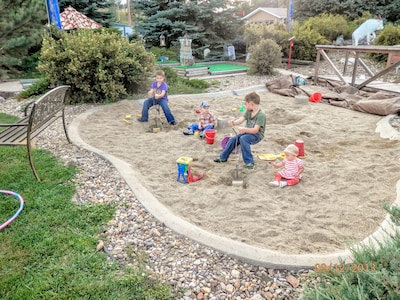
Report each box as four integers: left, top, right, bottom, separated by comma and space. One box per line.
314, 263, 376, 273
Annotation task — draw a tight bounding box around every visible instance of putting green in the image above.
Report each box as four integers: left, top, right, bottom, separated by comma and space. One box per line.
208, 64, 248, 73
174, 63, 248, 72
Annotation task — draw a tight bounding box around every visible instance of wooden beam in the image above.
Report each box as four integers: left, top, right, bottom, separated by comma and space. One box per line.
356, 60, 400, 89
314, 45, 400, 86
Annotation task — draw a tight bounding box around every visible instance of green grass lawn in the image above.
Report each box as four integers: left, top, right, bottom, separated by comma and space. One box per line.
0, 115, 172, 299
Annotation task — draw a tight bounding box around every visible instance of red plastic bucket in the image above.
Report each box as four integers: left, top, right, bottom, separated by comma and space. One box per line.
205, 129, 216, 145
309, 92, 322, 103
295, 139, 305, 158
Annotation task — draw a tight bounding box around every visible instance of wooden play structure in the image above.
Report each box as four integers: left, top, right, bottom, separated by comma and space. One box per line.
314, 45, 400, 89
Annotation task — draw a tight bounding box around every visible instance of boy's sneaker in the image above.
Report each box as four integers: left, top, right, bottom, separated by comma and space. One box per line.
199, 131, 205, 138
214, 157, 227, 163
183, 129, 194, 135
245, 163, 255, 170
269, 181, 279, 187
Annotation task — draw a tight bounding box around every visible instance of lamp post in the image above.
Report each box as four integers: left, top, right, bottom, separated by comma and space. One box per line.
288, 36, 295, 69
127, 0, 132, 26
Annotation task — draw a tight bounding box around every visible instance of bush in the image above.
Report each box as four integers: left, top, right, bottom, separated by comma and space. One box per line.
159, 67, 209, 94
367, 24, 400, 62
301, 13, 351, 42
244, 23, 295, 59
17, 77, 50, 99
38, 29, 155, 104
290, 24, 330, 61
149, 46, 179, 62
374, 23, 400, 46
247, 39, 282, 75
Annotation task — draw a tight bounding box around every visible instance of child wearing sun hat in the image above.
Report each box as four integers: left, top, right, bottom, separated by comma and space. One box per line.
269, 144, 304, 188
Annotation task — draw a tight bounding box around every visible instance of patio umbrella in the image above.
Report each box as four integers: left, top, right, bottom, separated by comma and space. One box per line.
60, 6, 102, 30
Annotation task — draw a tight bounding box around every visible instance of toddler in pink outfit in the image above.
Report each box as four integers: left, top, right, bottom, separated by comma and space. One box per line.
269, 144, 304, 188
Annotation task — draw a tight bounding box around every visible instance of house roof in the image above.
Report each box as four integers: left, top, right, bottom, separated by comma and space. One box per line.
241, 7, 287, 21
60, 6, 102, 30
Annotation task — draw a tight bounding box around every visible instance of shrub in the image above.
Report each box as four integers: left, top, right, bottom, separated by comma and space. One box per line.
159, 67, 209, 94
17, 77, 50, 99
245, 23, 308, 59
247, 39, 282, 75
290, 25, 329, 61
367, 24, 400, 62
149, 46, 179, 62
38, 29, 155, 104
301, 13, 351, 42
374, 23, 400, 46
244, 23, 290, 50
184, 78, 209, 89
160, 66, 180, 84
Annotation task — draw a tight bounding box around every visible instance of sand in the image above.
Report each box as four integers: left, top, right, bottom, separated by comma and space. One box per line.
76, 89, 400, 254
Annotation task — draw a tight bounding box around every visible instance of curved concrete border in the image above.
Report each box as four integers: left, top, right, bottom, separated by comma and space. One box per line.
68, 88, 400, 270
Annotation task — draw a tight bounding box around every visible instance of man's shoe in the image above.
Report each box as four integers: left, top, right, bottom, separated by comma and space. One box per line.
169, 121, 177, 125
214, 157, 227, 163
137, 118, 148, 122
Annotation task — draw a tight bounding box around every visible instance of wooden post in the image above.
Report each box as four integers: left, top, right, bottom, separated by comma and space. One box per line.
127, 0, 132, 26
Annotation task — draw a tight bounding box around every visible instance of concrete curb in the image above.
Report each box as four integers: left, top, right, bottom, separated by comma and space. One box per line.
0, 80, 24, 93
68, 87, 400, 270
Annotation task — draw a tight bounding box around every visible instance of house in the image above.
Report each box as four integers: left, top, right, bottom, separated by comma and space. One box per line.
241, 7, 287, 25
112, 23, 133, 37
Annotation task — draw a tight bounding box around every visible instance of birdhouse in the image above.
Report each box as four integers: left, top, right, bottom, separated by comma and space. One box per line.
160, 34, 166, 47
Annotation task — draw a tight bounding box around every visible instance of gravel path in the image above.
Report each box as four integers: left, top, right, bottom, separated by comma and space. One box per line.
1, 73, 323, 300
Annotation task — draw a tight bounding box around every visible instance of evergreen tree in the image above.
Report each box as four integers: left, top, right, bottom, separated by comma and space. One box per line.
380, 0, 400, 24
59, 0, 117, 27
294, 0, 400, 23
133, 0, 243, 57
0, 0, 47, 79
